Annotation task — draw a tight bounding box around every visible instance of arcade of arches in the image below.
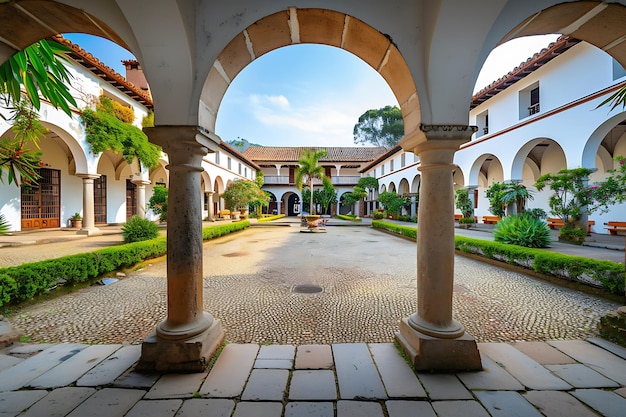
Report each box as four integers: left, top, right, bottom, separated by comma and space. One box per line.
3, 1, 626, 371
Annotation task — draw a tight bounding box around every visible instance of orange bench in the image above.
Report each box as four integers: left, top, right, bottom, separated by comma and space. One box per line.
604, 221, 626, 235
482, 215, 501, 224
547, 218, 595, 233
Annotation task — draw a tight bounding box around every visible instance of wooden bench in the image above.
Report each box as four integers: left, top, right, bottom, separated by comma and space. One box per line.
482, 215, 502, 224
548, 217, 595, 233
604, 221, 626, 235
218, 209, 231, 219
454, 214, 462, 221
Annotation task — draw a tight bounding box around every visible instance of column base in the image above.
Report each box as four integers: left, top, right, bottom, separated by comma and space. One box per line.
76, 227, 101, 236
136, 318, 224, 372
395, 317, 482, 372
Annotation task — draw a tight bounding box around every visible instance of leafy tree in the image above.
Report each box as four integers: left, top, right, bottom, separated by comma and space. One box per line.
355, 176, 379, 217
455, 189, 474, 219
486, 181, 533, 216
294, 149, 329, 215
353, 105, 403, 147
222, 179, 269, 212
148, 184, 168, 222
485, 182, 507, 217
81, 96, 161, 169
588, 156, 626, 213
316, 182, 338, 215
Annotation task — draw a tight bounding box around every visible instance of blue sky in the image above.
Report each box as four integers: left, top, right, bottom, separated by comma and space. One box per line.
64, 33, 560, 147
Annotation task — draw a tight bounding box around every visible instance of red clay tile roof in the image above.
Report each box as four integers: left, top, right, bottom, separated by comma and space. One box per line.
243, 146, 388, 162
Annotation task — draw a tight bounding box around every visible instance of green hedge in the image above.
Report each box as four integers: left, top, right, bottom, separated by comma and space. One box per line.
0, 221, 250, 308
372, 221, 625, 295
336, 214, 362, 222
257, 214, 286, 223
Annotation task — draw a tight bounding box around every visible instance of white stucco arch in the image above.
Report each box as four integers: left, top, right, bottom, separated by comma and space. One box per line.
582, 112, 626, 168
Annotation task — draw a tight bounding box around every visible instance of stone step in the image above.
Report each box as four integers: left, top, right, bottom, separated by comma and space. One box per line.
333, 343, 387, 400
369, 343, 426, 398
548, 340, 626, 385
77, 344, 141, 387
200, 343, 259, 398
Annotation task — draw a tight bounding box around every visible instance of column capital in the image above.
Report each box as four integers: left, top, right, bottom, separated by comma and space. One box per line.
75, 173, 101, 180
131, 179, 151, 186
400, 124, 477, 155
145, 125, 220, 155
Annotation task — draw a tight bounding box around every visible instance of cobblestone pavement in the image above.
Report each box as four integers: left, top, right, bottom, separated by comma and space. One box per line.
7, 225, 621, 346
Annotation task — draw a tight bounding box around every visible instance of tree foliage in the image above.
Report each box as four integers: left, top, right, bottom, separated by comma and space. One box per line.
485, 181, 533, 216
222, 179, 269, 211
148, 184, 168, 222
455, 189, 474, 219
295, 149, 329, 215
353, 105, 403, 147
81, 96, 161, 168
316, 182, 337, 215
588, 156, 626, 213
534, 168, 594, 224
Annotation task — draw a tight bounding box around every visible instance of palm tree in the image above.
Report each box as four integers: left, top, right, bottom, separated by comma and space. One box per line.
501, 182, 533, 215
294, 149, 329, 215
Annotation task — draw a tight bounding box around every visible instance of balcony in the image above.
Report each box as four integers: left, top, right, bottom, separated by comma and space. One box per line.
262, 175, 361, 186
264, 176, 290, 185
528, 103, 540, 115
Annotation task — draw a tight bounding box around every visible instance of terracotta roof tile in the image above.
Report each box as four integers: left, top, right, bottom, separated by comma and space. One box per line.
243, 146, 388, 162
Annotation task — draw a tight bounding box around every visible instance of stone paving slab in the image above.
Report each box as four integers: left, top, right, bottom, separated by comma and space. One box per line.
570, 389, 626, 417
548, 340, 626, 385
253, 359, 293, 369
233, 401, 283, 417
294, 344, 333, 369
0, 391, 48, 417
336, 400, 384, 417
175, 399, 234, 417
65, 388, 146, 417
288, 370, 337, 400
124, 399, 182, 417
511, 341, 577, 364
616, 387, 626, 398
523, 390, 598, 417
0, 343, 86, 392
18, 387, 95, 417
241, 369, 289, 401
76, 344, 141, 386
144, 372, 206, 399
0, 354, 21, 373
257, 344, 295, 360
385, 400, 437, 417
200, 343, 259, 397
479, 342, 571, 390
369, 342, 426, 398
332, 343, 387, 400
474, 391, 543, 417
545, 364, 620, 388
431, 400, 491, 417
112, 368, 159, 389
284, 402, 334, 417
457, 355, 525, 391
416, 373, 473, 400
587, 337, 626, 360
28, 344, 121, 389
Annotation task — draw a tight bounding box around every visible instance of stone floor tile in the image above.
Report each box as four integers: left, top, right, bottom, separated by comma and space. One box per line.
295, 344, 333, 369
385, 400, 437, 417
28, 344, 121, 389
7, 344, 53, 356
0, 391, 48, 417
18, 387, 95, 417
416, 374, 473, 400
65, 388, 145, 417
233, 402, 283, 417
113, 369, 160, 389
124, 399, 182, 417
284, 402, 334, 417
77, 344, 141, 387
289, 370, 337, 400
0, 354, 21, 373
479, 343, 571, 390
254, 359, 293, 369
546, 364, 620, 388
145, 372, 206, 399
587, 337, 626, 360
0, 343, 86, 392
549, 340, 626, 385
570, 388, 626, 417
200, 344, 259, 397
523, 391, 598, 417
474, 391, 543, 417
257, 344, 295, 360
175, 399, 234, 417
241, 369, 289, 401
432, 400, 490, 417
337, 400, 384, 417
369, 343, 426, 398
333, 343, 387, 400
616, 387, 626, 398
511, 341, 576, 365
457, 355, 524, 391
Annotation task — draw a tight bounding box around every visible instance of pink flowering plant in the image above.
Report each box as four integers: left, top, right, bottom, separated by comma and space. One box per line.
588, 156, 626, 214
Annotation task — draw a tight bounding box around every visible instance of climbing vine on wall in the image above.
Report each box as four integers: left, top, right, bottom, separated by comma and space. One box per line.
81, 96, 160, 168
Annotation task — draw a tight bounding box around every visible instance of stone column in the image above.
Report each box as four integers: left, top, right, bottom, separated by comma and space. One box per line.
277, 200, 282, 215
76, 174, 100, 236
206, 191, 215, 221
132, 179, 151, 218
410, 196, 417, 218
137, 126, 224, 372
396, 124, 481, 371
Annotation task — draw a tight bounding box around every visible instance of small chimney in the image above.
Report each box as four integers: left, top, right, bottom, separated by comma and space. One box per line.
122, 59, 150, 93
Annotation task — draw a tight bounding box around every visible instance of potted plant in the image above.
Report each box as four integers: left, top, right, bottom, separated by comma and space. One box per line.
69, 212, 83, 229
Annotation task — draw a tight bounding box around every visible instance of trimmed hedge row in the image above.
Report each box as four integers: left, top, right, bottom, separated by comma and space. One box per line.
372, 220, 625, 295
257, 214, 286, 223
336, 214, 362, 222
0, 221, 250, 308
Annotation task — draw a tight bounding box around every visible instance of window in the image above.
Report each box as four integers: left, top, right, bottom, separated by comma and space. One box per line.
390, 159, 394, 171
215, 151, 220, 165
244, 167, 247, 177
519, 82, 539, 119
227, 157, 232, 170
238, 163, 242, 175
381, 164, 385, 175
477, 110, 489, 137
401, 153, 406, 167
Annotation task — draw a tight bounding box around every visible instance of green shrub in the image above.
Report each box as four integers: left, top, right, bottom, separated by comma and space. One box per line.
493, 213, 552, 248
372, 220, 416, 239
257, 214, 285, 223
0, 274, 17, 305
122, 216, 160, 243
559, 225, 587, 244
336, 214, 361, 222
459, 217, 476, 225
372, 211, 384, 220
